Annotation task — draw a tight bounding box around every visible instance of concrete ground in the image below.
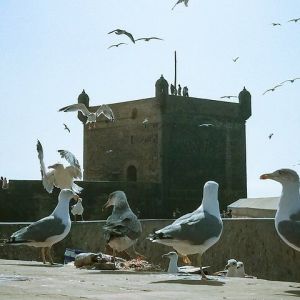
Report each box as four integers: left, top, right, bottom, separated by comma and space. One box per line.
0, 259, 299, 300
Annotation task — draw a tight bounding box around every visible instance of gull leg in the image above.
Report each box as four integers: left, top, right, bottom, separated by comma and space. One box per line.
41, 247, 46, 264
81, 214, 84, 221
46, 247, 54, 265
199, 255, 208, 280
74, 215, 77, 222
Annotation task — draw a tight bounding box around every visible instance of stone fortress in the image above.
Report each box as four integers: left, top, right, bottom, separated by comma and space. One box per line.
79, 75, 251, 216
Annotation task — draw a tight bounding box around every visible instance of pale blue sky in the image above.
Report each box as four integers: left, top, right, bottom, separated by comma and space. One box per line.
0, 1, 299, 199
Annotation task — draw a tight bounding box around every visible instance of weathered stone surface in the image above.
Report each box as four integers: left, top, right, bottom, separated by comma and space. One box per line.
1, 218, 300, 282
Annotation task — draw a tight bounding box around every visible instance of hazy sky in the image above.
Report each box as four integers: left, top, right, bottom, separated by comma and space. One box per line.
0, 1, 299, 200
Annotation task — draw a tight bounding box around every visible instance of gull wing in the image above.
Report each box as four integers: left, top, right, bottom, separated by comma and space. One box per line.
58, 150, 82, 179
59, 103, 90, 116
96, 104, 115, 121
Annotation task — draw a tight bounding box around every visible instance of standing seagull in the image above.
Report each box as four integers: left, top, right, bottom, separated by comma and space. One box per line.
108, 29, 135, 43
172, 0, 189, 10
260, 169, 300, 252
36, 140, 83, 194
103, 191, 142, 261
149, 181, 223, 280
71, 197, 84, 221
63, 123, 70, 133
5, 189, 79, 264
59, 103, 114, 129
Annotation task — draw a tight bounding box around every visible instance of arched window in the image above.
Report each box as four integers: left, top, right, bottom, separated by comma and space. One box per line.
127, 165, 137, 181
131, 108, 138, 119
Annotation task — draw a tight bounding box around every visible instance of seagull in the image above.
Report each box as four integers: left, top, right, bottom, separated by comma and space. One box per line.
172, 0, 189, 10
220, 96, 238, 99
4, 189, 79, 264
280, 78, 300, 84
36, 140, 83, 194
63, 123, 70, 133
288, 18, 300, 23
71, 197, 84, 221
260, 169, 300, 252
142, 118, 149, 128
103, 191, 142, 261
262, 84, 282, 95
105, 149, 113, 154
268, 133, 274, 139
162, 251, 210, 274
59, 103, 115, 129
272, 23, 281, 26
108, 29, 135, 43
225, 259, 238, 277
149, 181, 223, 280
108, 42, 127, 49
232, 57, 239, 62
135, 37, 163, 42
198, 123, 214, 127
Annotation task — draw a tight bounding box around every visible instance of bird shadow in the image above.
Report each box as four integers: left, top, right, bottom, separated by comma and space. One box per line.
151, 278, 225, 286
282, 290, 300, 297
79, 270, 161, 275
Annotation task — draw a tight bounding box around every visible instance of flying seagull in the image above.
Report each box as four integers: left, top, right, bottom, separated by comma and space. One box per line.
262, 84, 282, 95
260, 169, 300, 252
59, 103, 115, 129
108, 43, 127, 49
268, 133, 274, 139
288, 18, 300, 23
4, 189, 79, 264
135, 37, 163, 42
172, 0, 189, 10
103, 191, 142, 261
220, 95, 238, 99
149, 181, 223, 280
198, 123, 214, 127
280, 78, 300, 84
63, 123, 70, 133
108, 29, 135, 43
36, 140, 83, 194
272, 23, 281, 26
232, 57, 239, 62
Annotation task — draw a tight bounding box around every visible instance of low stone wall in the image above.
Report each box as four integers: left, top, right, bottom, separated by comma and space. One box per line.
0, 218, 299, 282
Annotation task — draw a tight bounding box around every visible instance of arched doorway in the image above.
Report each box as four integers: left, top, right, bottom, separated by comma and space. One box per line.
127, 165, 137, 181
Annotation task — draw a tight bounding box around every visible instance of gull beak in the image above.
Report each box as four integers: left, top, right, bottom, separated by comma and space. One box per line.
102, 197, 112, 211
162, 254, 168, 258
260, 173, 272, 180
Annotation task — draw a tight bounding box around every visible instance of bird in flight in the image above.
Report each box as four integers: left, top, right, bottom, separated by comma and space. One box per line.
135, 37, 163, 42
108, 29, 135, 43
272, 23, 281, 26
108, 42, 127, 49
198, 123, 214, 127
288, 18, 300, 23
268, 133, 274, 140
59, 103, 115, 129
220, 95, 238, 99
63, 123, 70, 133
262, 84, 282, 95
172, 0, 189, 10
232, 57, 239, 62
280, 78, 300, 84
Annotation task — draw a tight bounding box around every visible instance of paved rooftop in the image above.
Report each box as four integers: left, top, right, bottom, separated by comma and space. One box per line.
0, 259, 299, 300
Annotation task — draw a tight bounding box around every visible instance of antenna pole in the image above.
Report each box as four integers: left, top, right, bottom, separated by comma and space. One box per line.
174, 50, 177, 88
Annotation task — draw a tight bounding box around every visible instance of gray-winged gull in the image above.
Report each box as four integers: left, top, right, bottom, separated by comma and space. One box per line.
149, 181, 223, 279
260, 168, 300, 252
102, 191, 142, 260
59, 103, 115, 129
5, 189, 79, 264
36, 140, 83, 194
162, 251, 210, 274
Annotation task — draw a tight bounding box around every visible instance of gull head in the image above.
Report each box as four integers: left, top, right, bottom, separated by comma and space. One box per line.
225, 259, 237, 270
103, 191, 127, 210
260, 169, 299, 184
162, 251, 178, 260
58, 189, 80, 202
48, 163, 64, 170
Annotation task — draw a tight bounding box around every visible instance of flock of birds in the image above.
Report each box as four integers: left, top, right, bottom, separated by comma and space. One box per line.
3, 168, 300, 280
